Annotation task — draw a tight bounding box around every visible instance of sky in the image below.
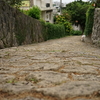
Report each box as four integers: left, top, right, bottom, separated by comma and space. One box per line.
53, 0, 88, 4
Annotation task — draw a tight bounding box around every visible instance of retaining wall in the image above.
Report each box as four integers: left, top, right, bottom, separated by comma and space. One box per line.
0, 0, 44, 49
92, 8, 100, 47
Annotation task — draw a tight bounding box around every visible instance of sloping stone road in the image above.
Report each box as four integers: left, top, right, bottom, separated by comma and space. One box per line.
0, 36, 100, 100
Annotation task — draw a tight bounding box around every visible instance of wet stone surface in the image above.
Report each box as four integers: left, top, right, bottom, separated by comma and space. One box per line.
0, 36, 100, 100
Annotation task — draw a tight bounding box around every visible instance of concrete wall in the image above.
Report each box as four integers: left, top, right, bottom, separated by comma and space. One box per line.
0, 0, 44, 49
92, 8, 100, 47
33, 0, 53, 23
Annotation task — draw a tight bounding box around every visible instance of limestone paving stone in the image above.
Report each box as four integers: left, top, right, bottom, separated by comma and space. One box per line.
74, 99, 93, 100
23, 62, 62, 71
16, 96, 44, 100
44, 57, 62, 63
18, 71, 30, 76
71, 58, 99, 67
72, 74, 100, 81
2, 83, 34, 95
34, 81, 100, 99
30, 53, 51, 60
0, 36, 100, 100
0, 67, 22, 74
60, 65, 98, 74
25, 71, 69, 87
0, 74, 15, 83
75, 98, 100, 100
8, 56, 26, 62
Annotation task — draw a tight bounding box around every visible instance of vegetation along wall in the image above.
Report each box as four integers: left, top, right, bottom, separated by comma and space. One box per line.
0, 0, 44, 49
92, 8, 100, 47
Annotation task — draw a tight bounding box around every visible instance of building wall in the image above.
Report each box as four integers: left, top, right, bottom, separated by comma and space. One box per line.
33, 0, 53, 23
20, 0, 53, 23
72, 24, 82, 31
92, 8, 100, 47
45, 11, 53, 23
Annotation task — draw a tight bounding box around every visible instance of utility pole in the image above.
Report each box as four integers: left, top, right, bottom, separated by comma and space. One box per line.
60, 0, 62, 14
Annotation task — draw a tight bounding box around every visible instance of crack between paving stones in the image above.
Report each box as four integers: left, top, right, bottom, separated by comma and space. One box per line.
0, 90, 99, 100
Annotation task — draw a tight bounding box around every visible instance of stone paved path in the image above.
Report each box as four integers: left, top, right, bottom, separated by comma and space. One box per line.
0, 36, 100, 100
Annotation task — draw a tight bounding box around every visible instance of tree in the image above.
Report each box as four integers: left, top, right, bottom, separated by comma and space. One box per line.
4, 0, 22, 8
55, 13, 72, 35
28, 6, 41, 19
89, 0, 100, 7
96, 0, 100, 7
66, 0, 91, 31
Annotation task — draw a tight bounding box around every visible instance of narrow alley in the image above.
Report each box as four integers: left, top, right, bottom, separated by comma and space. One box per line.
0, 36, 100, 100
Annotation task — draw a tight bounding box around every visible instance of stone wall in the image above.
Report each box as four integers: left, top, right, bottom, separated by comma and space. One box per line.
92, 8, 100, 47
0, 0, 44, 49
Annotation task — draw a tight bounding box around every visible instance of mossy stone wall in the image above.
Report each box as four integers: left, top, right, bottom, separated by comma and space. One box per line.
0, 0, 44, 49
92, 8, 100, 47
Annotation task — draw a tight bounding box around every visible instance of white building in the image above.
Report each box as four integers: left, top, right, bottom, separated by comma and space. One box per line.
53, 1, 66, 15
20, 0, 53, 23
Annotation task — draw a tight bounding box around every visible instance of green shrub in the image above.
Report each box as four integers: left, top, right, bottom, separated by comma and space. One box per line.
28, 6, 41, 19
96, 0, 100, 8
20, 9, 28, 15
63, 21, 72, 36
40, 21, 66, 40
70, 30, 82, 35
55, 15, 72, 35
45, 23, 65, 40
84, 6, 95, 36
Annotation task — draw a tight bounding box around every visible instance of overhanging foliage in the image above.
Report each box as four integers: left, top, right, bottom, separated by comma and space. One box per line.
66, 0, 91, 31
84, 7, 95, 36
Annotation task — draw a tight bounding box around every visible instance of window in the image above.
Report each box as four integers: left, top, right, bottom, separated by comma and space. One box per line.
46, 15, 49, 19
46, 3, 50, 7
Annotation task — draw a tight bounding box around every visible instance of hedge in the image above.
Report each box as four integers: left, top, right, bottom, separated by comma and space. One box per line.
40, 21, 66, 40
84, 6, 95, 36
45, 23, 65, 40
